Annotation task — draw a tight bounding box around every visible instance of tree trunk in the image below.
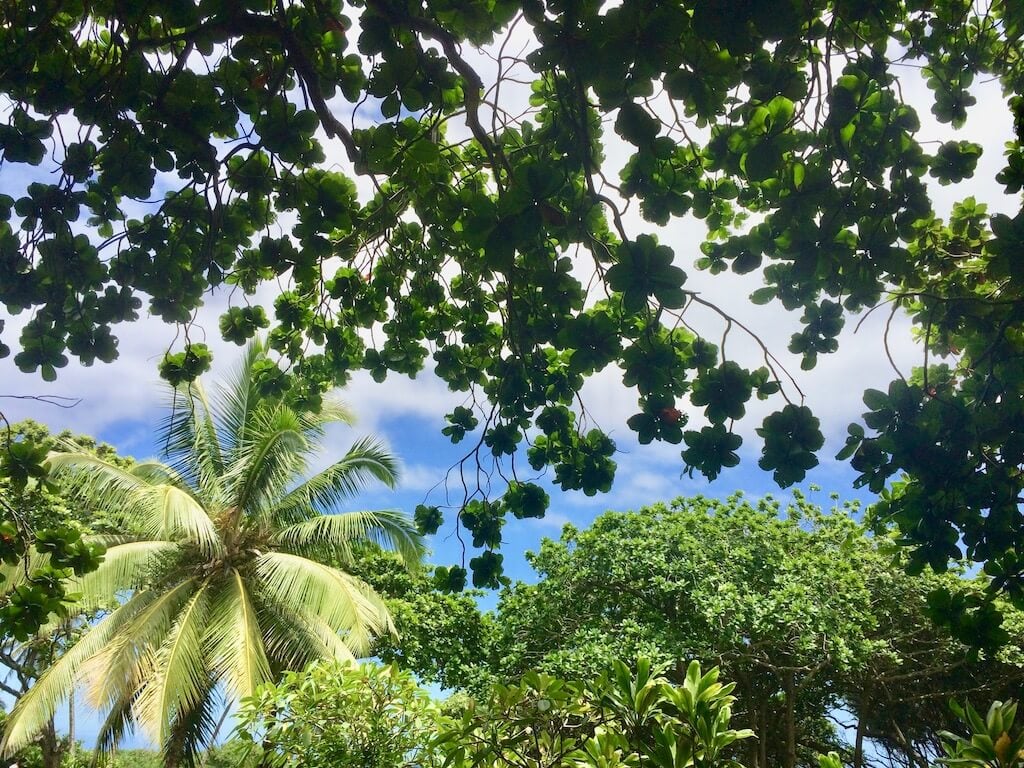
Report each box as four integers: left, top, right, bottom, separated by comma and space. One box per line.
854, 713, 866, 768
40, 718, 62, 768
758, 699, 768, 768
68, 689, 76, 763
747, 700, 760, 768
784, 672, 797, 768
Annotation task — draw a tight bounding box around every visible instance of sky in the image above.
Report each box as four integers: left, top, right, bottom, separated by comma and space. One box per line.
0, 13, 1019, 752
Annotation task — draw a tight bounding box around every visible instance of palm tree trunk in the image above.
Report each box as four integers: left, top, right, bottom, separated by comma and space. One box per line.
68, 689, 76, 763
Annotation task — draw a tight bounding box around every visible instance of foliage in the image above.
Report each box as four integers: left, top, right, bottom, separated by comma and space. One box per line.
0, 340, 423, 767
0, 745, 253, 768
237, 660, 444, 768
483, 493, 1024, 768
239, 656, 752, 768
0, 422, 110, 640
347, 548, 494, 691
938, 700, 1024, 768
2, 1, 1024, 595
439, 657, 753, 768
100, 751, 163, 768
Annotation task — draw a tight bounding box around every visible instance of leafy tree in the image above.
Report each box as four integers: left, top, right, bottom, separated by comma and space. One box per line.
839, 582, 1024, 768
0, 421, 108, 641
482, 494, 1024, 768
2, 1, 1024, 598
237, 660, 445, 768
347, 547, 494, 691
0, 421, 137, 768
0, 340, 423, 767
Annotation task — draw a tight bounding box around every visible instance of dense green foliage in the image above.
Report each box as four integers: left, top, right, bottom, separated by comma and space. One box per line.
938, 700, 1024, 768
0, 341, 423, 767
238, 660, 443, 768
238, 656, 753, 768
481, 494, 1024, 768
2, 1, 1024, 595
0, 422, 110, 641
348, 548, 494, 690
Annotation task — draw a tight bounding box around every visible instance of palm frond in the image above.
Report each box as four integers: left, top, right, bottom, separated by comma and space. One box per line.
157, 379, 225, 500
341, 576, 396, 655
47, 455, 222, 554
206, 569, 271, 701
85, 534, 145, 548
266, 437, 399, 525
93, 686, 142, 766
256, 599, 341, 671
0, 588, 168, 756
273, 509, 423, 570
129, 461, 190, 488
162, 676, 221, 768
222, 407, 308, 514
254, 552, 391, 656
297, 610, 359, 663
48, 451, 152, 503
84, 580, 202, 713
210, 339, 266, 463
137, 583, 212, 747
71, 540, 179, 610
141, 485, 222, 555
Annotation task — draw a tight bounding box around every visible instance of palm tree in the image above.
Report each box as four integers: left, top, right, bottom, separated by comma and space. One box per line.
0, 340, 423, 766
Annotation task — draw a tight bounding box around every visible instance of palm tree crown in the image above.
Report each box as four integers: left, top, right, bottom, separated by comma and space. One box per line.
1, 340, 423, 766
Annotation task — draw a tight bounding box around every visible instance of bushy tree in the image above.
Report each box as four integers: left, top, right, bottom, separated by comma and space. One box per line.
0, 421, 108, 642
483, 493, 1024, 768
2, 1, 1024, 599
346, 547, 494, 691
238, 660, 444, 768
0, 421, 131, 768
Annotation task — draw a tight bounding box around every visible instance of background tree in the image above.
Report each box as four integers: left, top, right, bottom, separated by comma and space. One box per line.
2, 1, 1024, 597
0, 340, 423, 767
0, 421, 126, 768
0, 420, 107, 643
481, 494, 1024, 768
346, 547, 494, 691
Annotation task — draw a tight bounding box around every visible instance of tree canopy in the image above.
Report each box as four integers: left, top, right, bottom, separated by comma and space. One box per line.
0, 421, 112, 641
483, 493, 1024, 768
2, 1, 1024, 594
